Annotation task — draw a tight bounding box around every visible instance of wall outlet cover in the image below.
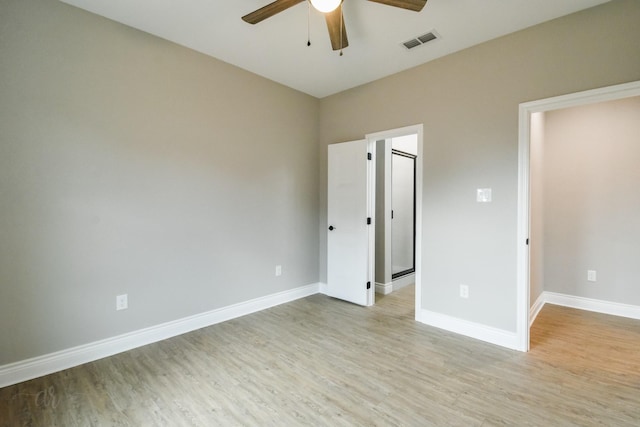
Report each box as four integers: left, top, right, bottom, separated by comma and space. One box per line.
460, 284, 469, 299
116, 294, 128, 311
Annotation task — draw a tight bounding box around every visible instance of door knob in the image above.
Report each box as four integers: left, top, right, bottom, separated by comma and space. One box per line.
328, 225, 335, 231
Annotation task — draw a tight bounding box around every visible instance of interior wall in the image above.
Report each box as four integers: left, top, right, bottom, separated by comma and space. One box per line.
0, 0, 320, 365
542, 96, 640, 305
374, 140, 391, 285
318, 0, 640, 332
529, 113, 545, 307
392, 135, 418, 156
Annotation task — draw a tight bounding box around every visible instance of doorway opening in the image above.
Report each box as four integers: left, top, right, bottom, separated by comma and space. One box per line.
325, 125, 423, 316
374, 135, 418, 296
517, 80, 640, 352
367, 125, 423, 316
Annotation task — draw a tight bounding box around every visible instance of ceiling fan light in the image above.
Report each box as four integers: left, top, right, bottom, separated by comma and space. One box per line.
310, 0, 341, 13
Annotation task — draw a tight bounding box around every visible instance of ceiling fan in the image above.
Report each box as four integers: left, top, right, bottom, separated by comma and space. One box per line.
242, 0, 428, 52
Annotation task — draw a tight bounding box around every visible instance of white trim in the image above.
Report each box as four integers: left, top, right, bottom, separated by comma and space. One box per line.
516, 100, 531, 352
0, 283, 320, 388
319, 282, 328, 295
375, 282, 393, 295
417, 309, 520, 351
366, 124, 423, 320
529, 293, 546, 326
517, 80, 640, 353
366, 139, 377, 306
392, 273, 415, 291
415, 127, 424, 321
382, 139, 393, 286
543, 292, 640, 320
375, 274, 415, 295
520, 81, 640, 114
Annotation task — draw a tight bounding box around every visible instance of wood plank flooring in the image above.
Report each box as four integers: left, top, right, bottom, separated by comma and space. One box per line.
1, 287, 639, 426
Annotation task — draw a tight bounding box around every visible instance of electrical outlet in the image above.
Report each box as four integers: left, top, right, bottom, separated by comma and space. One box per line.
460, 284, 469, 299
275, 265, 282, 277
587, 270, 597, 282
116, 294, 128, 311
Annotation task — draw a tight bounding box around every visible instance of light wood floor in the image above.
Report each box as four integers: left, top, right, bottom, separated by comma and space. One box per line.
2, 287, 639, 426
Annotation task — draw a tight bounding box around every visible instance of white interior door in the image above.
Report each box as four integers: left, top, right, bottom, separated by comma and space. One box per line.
327, 139, 374, 306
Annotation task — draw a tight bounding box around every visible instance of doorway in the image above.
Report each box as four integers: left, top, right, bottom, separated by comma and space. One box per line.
325, 125, 423, 315
374, 135, 417, 296
368, 125, 423, 315
517, 80, 640, 352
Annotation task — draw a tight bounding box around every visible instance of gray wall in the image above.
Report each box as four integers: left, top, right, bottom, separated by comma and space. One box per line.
542, 96, 640, 305
0, 0, 319, 365
318, 0, 640, 332
374, 140, 391, 285
529, 113, 545, 306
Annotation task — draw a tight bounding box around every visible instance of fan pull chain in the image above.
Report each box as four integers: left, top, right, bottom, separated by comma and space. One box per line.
339, 4, 343, 56
307, 1, 311, 46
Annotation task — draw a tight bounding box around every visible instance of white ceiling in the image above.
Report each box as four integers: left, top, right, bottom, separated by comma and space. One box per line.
59, 0, 609, 98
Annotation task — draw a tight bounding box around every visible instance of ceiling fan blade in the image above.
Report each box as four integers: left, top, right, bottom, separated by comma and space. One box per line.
367, 0, 427, 12
242, 0, 305, 24
325, 4, 348, 51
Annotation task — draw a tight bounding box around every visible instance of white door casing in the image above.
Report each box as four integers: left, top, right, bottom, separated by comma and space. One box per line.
517, 80, 640, 352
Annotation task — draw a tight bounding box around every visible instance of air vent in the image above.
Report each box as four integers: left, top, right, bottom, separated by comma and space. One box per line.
402, 39, 421, 50
402, 31, 439, 50
418, 32, 437, 44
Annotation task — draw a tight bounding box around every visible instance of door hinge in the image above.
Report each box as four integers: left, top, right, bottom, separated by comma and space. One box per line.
526, 238, 529, 245
367, 217, 371, 225
367, 281, 371, 289
367, 153, 372, 160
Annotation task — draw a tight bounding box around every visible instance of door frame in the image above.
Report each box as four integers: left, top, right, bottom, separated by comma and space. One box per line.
367, 124, 423, 316
366, 138, 376, 306
516, 80, 640, 352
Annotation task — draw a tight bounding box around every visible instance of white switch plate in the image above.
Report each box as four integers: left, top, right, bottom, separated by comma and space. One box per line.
116, 294, 128, 311
587, 270, 597, 282
477, 188, 492, 203
275, 265, 282, 277
460, 284, 469, 299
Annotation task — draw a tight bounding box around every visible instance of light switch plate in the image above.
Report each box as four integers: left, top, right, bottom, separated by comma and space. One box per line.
477, 188, 492, 203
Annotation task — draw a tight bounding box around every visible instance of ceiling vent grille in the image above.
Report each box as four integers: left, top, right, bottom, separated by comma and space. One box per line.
402, 31, 439, 50
402, 38, 422, 50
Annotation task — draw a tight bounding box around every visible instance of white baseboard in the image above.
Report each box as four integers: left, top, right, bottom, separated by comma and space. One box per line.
319, 282, 328, 295
0, 283, 320, 388
375, 282, 393, 295
529, 293, 546, 326
376, 274, 415, 295
392, 273, 415, 291
417, 309, 520, 351
543, 291, 640, 320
